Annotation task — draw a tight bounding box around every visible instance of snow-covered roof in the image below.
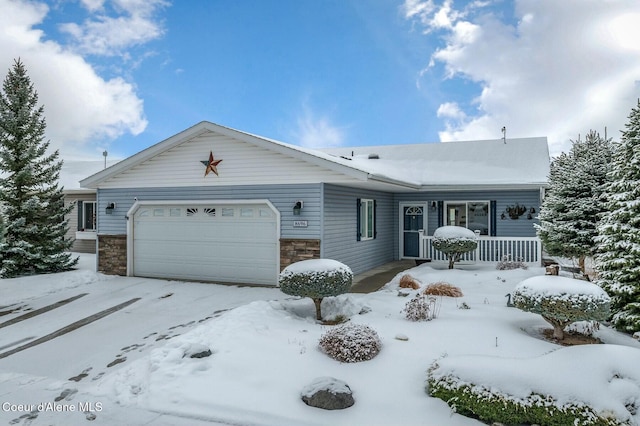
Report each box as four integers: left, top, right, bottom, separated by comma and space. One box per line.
321, 136, 550, 189
79, 121, 550, 191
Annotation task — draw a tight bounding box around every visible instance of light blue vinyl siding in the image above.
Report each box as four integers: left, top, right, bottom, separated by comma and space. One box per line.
395, 189, 541, 236
321, 184, 395, 275
96, 183, 322, 239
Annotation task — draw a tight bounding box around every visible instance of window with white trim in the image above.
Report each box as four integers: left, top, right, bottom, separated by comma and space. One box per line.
358, 198, 376, 241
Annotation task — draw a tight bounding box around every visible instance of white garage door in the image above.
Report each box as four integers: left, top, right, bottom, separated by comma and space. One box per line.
132, 203, 278, 285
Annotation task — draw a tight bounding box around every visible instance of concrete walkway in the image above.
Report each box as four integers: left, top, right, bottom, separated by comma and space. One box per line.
349, 260, 416, 293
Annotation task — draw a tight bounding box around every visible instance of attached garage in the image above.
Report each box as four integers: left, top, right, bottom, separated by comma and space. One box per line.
128, 201, 279, 285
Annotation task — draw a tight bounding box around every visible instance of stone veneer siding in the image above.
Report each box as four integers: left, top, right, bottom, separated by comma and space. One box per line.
98, 234, 127, 276
280, 239, 321, 270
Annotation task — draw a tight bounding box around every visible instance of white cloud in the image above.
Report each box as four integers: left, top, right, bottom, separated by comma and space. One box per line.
0, 0, 166, 159
292, 103, 346, 149
60, 0, 168, 56
404, 0, 640, 155
437, 102, 466, 120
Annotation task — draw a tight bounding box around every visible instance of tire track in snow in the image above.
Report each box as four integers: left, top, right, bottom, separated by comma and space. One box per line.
0, 298, 141, 360
0, 293, 88, 329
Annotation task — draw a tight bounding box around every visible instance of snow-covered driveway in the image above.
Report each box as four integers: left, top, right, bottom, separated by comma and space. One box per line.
0, 254, 282, 425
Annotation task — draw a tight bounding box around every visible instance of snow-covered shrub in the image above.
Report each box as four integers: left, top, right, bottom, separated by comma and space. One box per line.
496, 255, 528, 270
427, 345, 638, 426
428, 373, 622, 426
279, 259, 352, 321
432, 226, 478, 269
403, 293, 433, 321
318, 323, 381, 363
423, 282, 463, 297
399, 274, 420, 289
513, 276, 610, 340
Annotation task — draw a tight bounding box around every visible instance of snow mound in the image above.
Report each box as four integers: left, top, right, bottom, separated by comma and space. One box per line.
433, 225, 477, 240
515, 275, 610, 298
281, 259, 352, 275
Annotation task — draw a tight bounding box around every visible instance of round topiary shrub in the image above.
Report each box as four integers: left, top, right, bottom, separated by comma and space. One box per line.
513, 276, 611, 340
432, 226, 478, 269
319, 323, 381, 363
279, 259, 353, 321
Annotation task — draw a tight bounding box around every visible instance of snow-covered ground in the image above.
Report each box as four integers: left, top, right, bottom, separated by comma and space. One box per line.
0, 255, 639, 425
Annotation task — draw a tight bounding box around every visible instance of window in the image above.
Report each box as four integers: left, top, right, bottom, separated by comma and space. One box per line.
358, 198, 376, 241
79, 201, 96, 231
445, 201, 489, 235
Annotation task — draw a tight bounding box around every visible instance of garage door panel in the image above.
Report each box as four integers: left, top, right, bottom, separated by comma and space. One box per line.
132, 203, 278, 285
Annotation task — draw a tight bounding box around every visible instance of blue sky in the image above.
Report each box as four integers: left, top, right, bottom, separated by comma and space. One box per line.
1, 0, 640, 161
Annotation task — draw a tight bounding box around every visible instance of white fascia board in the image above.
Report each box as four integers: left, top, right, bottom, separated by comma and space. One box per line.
367, 174, 422, 190
418, 183, 549, 192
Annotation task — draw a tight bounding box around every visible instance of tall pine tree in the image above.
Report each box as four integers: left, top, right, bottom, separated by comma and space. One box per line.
0, 59, 77, 278
596, 100, 640, 333
536, 130, 612, 277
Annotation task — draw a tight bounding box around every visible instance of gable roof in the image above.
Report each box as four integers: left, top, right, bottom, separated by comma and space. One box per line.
80, 121, 549, 191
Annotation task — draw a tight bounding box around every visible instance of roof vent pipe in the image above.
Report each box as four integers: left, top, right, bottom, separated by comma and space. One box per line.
368, 153, 380, 159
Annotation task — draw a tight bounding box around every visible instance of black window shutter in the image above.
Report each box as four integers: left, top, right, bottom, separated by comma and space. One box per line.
373, 199, 377, 239
437, 201, 443, 228
490, 200, 497, 236
77, 200, 83, 231
356, 198, 361, 241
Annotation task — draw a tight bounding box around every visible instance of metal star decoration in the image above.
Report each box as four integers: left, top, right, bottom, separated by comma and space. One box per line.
201, 151, 223, 177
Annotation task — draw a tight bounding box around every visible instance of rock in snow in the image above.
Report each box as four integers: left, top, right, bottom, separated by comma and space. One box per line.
301, 377, 354, 410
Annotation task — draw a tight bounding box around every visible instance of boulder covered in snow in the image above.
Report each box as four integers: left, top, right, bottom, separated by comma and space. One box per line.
301, 377, 354, 410
182, 343, 213, 359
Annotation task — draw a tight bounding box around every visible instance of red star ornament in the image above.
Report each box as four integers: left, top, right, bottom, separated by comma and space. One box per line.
202, 151, 223, 177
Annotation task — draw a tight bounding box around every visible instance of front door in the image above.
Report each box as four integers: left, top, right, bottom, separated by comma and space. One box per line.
402, 205, 424, 258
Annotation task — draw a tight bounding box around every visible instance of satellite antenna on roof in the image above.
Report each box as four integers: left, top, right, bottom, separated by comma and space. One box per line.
501, 126, 506, 144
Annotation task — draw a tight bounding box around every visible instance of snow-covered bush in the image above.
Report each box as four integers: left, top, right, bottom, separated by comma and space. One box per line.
432, 226, 478, 269
513, 276, 610, 340
403, 293, 432, 321
279, 259, 352, 321
427, 345, 638, 426
496, 255, 528, 270
318, 323, 381, 363
428, 373, 622, 426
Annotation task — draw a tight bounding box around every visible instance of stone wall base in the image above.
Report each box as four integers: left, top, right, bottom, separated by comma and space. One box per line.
98, 234, 127, 276
280, 239, 321, 270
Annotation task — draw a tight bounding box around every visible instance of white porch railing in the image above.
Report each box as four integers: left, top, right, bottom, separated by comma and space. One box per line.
419, 234, 542, 266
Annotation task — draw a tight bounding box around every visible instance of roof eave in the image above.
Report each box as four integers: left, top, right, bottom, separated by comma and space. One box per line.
417, 182, 549, 192
367, 174, 422, 190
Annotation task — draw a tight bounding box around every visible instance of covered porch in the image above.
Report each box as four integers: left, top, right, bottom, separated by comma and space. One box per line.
419, 233, 542, 267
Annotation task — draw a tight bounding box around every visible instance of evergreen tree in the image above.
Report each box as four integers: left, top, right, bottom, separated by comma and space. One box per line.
0, 59, 77, 277
595, 100, 640, 333
536, 130, 612, 276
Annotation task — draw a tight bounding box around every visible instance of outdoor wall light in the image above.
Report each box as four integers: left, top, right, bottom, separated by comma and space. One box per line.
105, 202, 116, 214
293, 201, 303, 216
